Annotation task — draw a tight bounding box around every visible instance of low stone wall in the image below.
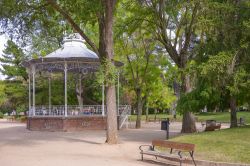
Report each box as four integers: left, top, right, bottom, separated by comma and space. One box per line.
27, 116, 107, 131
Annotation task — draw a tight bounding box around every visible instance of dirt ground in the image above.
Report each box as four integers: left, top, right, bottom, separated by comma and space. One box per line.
0, 119, 228, 166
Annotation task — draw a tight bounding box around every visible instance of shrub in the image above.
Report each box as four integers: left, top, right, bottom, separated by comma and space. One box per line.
17, 116, 27, 123
16, 105, 26, 115
0, 112, 4, 119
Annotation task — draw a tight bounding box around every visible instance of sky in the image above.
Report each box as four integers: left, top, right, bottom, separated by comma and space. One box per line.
0, 35, 7, 80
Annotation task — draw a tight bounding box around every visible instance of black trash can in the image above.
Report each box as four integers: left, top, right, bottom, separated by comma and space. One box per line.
161, 119, 170, 139
161, 120, 169, 130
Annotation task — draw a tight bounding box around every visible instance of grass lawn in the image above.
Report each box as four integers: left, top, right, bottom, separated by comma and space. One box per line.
129, 111, 250, 123
194, 111, 250, 123
170, 125, 250, 164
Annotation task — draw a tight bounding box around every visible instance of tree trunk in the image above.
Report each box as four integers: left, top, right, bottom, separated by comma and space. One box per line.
181, 112, 197, 133
181, 74, 197, 133
135, 88, 143, 128
154, 108, 157, 121
76, 75, 83, 111
145, 105, 149, 121
103, 0, 118, 144
106, 85, 118, 143
230, 96, 237, 128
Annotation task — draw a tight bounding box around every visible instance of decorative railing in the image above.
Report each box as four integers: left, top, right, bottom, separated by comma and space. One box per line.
118, 105, 131, 129
31, 105, 131, 117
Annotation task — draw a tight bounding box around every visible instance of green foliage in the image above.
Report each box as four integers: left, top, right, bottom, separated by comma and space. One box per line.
3, 80, 27, 110
96, 59, 118, 86
0, 40, 27, 80
0, 112, 3, 119
115, 27, 176, 111
147, 78, 176, 110
0, 40, 28, 111
0, 82, 7, 106
17, 116, 27, 122
81, 75, 102, 104
16, 105, 26, 115
177, 0, 250, 115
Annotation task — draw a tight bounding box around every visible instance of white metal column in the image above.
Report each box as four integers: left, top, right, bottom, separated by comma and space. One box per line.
117, 72, 120, 115
28, 70, 31, 117
102, 83, 105, 116
48, 73, 51, 113
32, 65, 36, 116
64, 63, 68, 117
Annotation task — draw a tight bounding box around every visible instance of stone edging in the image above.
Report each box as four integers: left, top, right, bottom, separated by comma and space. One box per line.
186, 158, 250, 166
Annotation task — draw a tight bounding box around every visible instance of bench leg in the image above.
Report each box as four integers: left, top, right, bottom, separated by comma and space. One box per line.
180, 160, 182, 166
192, 156, 196, 166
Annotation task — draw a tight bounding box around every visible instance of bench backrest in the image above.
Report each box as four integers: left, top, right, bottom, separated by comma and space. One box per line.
152, 139, 195, 152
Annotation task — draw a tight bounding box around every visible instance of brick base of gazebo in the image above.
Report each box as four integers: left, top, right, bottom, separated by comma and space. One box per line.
27, 116, 107, 131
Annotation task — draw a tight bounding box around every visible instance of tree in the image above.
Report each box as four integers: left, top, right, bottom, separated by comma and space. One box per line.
198, 0, 250, 128
0, 40, 28, 113
118, 31, 154, 128
0, 81, 7, 111
121, 31, 155, 128
115, 27, 176, 128
121, 0, 201, 132
177, 0, 250, 128
147, 77, 176, 113
0, 40, 28, 80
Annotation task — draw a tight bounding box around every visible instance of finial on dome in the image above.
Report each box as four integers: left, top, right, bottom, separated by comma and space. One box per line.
63, 33, 85, 43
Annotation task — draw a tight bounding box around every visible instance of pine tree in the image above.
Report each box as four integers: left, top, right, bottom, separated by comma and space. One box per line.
0, 40, 27, 81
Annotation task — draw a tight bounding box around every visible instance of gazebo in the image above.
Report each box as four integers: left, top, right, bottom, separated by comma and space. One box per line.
23, 33, 130, 131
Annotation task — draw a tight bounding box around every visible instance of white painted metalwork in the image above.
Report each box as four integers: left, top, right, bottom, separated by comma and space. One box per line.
118, 105, 131, 129
64, 63, 68, 117
102, 84, 105, 116
48, 73, 51, 112
32, 105, 131, 117
117, 72, 120, 115
32, 65, 36, 116
28, 70, 31, 117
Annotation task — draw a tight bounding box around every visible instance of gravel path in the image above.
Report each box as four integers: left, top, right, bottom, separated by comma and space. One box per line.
0, 119, 229, 166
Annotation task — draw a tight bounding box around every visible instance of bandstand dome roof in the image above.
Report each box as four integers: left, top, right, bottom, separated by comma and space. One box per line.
23, 33, 100, 68
45, 34, 98, 59
23, 33, 123, 73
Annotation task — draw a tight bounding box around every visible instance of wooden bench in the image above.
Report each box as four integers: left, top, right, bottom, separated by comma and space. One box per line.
139, 139, 196, 166
204, 120, 221, 131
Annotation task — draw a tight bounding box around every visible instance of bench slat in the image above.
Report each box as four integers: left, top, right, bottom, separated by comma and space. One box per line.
152, 140, 195, 151
141, 150, 182, 160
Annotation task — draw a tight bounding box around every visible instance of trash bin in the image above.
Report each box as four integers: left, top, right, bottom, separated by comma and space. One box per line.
161, 119, 170, 139
161, 120, 169, 130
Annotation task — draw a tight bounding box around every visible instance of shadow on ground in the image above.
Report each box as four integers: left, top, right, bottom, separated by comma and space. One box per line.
0, 120, 182, 147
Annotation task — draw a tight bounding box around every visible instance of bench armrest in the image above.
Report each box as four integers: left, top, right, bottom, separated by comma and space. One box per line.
139, 145, 153, 152
178, 151, 183, 158
177, 150, 195, 160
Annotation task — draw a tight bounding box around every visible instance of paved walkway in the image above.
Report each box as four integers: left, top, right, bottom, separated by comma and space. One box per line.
0, 119, 228, 166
